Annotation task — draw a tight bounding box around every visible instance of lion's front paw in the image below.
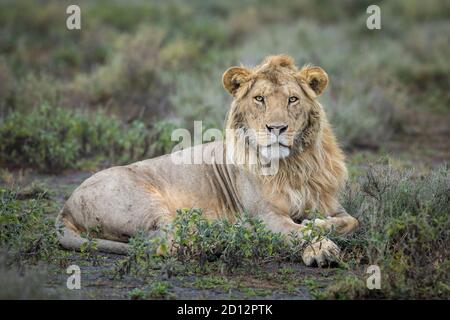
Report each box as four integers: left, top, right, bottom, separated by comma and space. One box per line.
301, 218, 328, 230
302, 238, 340, 267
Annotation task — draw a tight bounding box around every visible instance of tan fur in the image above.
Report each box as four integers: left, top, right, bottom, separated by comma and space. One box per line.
57, 55, 358, 267
224, 55, 346, 219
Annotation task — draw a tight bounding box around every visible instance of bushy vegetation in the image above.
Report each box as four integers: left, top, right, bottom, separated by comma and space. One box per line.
0, 104, 178, 172
0, 186, 65, 265
113, 209, 305, 279
328, 163, 450, 299
167, 209, 303, 270
0, 185, 73, 299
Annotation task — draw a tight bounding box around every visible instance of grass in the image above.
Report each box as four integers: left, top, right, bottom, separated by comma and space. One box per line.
328, 163, 450, 299
191, 275, 233, 290
129, 281, 172, 300
0, 185, 73, 298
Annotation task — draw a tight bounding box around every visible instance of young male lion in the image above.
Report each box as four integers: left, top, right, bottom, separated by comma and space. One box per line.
57, 55, 358, 267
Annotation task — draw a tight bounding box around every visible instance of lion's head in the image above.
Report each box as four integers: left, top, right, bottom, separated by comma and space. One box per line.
223, 54, 329, 163
222, 54, 347, 214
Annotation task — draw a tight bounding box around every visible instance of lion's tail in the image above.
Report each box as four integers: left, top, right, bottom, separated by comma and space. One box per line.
55, 209, 130, 255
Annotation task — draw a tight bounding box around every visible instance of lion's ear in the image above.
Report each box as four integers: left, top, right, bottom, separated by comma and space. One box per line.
298, 66, 329, 97
222, 67, 251, 96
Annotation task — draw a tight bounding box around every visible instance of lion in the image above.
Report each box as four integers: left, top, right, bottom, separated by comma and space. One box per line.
56, 54, 359, 267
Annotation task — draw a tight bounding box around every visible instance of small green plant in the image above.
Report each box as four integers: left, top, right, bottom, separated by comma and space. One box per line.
128, 281, 171, 300
302, 277, 328, 299
323, 274, 378, 300
191, 275, 233, 290
242, 287, 272, 298
148, 281, 171, 299
79, 227, 102, 266
128, 288, 147, 300
113, 230, 165, 279
278, 267, 295, 275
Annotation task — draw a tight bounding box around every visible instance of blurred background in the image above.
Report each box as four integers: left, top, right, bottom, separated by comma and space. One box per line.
0, 0, 449, 173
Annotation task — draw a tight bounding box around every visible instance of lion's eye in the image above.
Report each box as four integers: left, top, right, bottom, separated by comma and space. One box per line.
288, 96, 299, 103
254, 96, 264, 103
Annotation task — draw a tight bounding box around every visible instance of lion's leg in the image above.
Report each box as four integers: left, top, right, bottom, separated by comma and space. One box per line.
256, 211, 307, 235
257, 211, 340, 267
303, 205, 359, 235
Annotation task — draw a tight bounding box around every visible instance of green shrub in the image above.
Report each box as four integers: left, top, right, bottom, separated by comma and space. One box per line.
168, 209, 304, 271
0, 187, 61, 264
0, 104, 151, 172
2, 0, 448, 152
115, 209, 305, 278
328, 163, 450, 299
13, 73, 61, 114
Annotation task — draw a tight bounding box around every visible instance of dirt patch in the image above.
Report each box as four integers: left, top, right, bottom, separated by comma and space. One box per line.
44, 252, 336, 300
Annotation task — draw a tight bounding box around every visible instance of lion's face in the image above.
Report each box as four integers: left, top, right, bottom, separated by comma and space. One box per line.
223, 55, 329, 161
236, 77, 314, 160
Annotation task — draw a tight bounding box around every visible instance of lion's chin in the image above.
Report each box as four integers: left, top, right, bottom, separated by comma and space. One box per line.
259, 144, 291, 161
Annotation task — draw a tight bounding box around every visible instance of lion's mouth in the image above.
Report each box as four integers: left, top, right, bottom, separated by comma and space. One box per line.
238, 127, 293, 150
278, 142, 290, 148
258, 142, 291, 150
258, 142, 291, 160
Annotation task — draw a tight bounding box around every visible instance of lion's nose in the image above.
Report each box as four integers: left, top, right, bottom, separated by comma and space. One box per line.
266, 123, 288, 136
